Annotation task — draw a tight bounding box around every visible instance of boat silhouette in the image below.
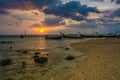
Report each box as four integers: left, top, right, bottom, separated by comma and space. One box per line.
45, 35, 62, 39
20, 28, 26, 38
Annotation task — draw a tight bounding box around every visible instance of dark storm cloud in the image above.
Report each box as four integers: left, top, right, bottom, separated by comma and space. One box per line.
68, 21, 98, 29
80, 22, 98, 28
99, 18, 120, 28
101, 22, 120, 28
90, 0, 104, 2
43, 1, 100, 21
29, 17, 65, 28
111, 8, 120, 17
42, 17, 65, 27
0, 0, 100, 21
0, 0, 60, 10
0, 9, 10, 15
0, 0, 34, 10
31, 0, 61, 9
67, 18, 120, 29
116, 0, 120, 4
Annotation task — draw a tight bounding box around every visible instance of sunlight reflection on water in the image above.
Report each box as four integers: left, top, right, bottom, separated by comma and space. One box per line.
38, 37, 48, 57
0, 36, 89, 80
38, 37, 47, 51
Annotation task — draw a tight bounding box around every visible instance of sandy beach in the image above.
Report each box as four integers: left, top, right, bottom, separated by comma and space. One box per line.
69, 38, 120, 80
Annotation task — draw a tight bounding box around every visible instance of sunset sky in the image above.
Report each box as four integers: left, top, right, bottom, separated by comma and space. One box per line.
0, 0, 120, 35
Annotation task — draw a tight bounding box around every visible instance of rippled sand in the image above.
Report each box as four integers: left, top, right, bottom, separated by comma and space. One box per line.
70, 38, 120, 80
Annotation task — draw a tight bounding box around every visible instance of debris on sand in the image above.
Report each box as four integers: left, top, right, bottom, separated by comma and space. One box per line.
38, 57, 48, 63
22, 51, 28, 54
34, 52, 40, 55
33, 55, 48, 63
65, 55, 75, 60
9, 47, 13, 50
64, 47, 70, 50
0, 41, 13, 44
0, 59, 12, 66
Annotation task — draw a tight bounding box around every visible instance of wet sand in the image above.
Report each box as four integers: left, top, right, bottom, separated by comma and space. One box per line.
69, 38, 120, 80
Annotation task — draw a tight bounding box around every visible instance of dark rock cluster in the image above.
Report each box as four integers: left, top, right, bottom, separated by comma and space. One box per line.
0, 59, 12, 66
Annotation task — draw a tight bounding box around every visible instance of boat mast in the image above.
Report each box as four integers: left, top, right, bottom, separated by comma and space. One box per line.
24, 28, 26, 38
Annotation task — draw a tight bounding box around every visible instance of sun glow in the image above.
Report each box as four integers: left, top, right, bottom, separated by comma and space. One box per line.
39, 28, 46, 33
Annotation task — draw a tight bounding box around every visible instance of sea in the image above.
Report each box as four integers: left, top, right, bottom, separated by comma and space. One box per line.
0, 35, 88, 80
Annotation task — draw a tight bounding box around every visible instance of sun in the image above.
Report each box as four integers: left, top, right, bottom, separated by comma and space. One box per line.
39, 28, 46, 33
40, 29, 44, 33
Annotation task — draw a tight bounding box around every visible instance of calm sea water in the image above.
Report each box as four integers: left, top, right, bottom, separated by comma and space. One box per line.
0, 35, 87, 80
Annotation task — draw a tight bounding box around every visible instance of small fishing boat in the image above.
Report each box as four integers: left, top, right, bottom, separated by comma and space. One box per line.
63, 34, 83, 39
20, 28, 26, 38
20, 35, 24, 38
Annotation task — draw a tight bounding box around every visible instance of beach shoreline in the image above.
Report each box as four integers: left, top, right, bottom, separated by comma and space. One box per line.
0, 38, 120, 80
69, 38, 120, 80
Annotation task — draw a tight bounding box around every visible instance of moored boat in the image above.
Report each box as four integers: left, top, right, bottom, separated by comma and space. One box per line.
63, 34, 83, 39
45, 35, 63, 39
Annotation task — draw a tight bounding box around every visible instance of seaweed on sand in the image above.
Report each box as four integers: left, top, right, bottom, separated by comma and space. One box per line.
0, 59, 12, 66
65, 55, 75, 60
33, 55, 48, 63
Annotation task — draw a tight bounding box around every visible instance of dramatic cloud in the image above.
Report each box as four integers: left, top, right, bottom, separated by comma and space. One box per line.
43, 1, 100, 21
99, 20, 120, 28
90, 0, 120, 4
68, 21, 98, 29
67, 17, 120, 29
28, 17, 65, 28
12, 14, 38, 21
0, 0, 100, 21
28, 23, 42, 28
32, 0, 61, 9
0, 0, 34, 10
0, 0, 60, 10
42, 17, 65, 27
102, 22, 120, 28
0, 9, 10, 15
90, 0, 104, 2
0, 0, 120, 34
116, 0, 120, 4
102, 21, 120, 33
111, 8, 120, 17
